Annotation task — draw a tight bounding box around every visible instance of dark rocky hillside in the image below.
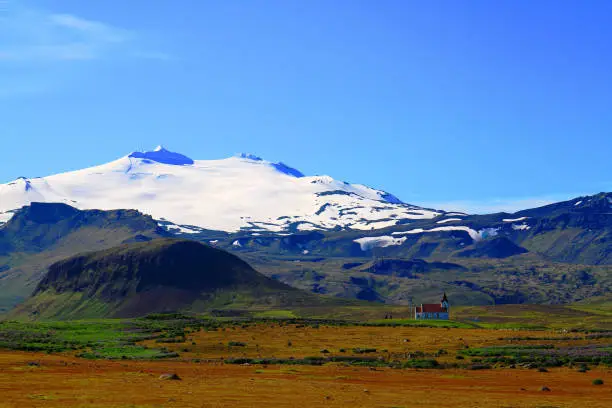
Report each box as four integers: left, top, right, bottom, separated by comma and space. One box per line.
359, 259, 466, 277
0, 203, 168, 312
456, 236, 528, 259
14, 239, 316, 319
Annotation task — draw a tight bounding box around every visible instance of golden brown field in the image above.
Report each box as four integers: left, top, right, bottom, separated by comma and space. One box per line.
2, 324, 611, 407
142, 323, 612, 363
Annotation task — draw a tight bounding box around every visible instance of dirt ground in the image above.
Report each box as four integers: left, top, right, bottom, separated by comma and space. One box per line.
1, 350, 611, 408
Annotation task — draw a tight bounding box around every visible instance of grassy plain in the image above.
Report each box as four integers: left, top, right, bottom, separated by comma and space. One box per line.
144, 323, 612, 365
1, 303, 611, 407
452, 303, 612, 330
0, 350, 611, 408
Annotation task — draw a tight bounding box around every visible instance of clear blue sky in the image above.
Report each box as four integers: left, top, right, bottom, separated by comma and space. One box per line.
1, 0, 611, 213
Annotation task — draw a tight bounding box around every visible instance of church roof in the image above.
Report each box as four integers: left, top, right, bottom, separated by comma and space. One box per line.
416, 304, 445, 313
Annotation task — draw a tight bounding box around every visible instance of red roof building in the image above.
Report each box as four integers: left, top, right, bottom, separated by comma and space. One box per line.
415, 293, 450, 320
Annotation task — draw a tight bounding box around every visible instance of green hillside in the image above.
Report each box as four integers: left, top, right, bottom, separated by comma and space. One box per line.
11, 239, 326, 319
0, 203, 168, 312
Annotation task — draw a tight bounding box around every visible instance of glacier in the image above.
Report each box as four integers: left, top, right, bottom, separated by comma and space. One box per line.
0, 147, 442, 232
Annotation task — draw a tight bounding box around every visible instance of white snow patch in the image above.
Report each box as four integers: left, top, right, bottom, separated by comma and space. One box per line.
160, 224, 201, 234
392, 228, 425, 236
209, 240, 219, 244
354, 236, 407, 251
512, 224, 531, 231
296, 223, 318, 231
302, 249, 310, 255
352, 219, 399, 230
392, 226, 499, 242
0, 212, 14, 225
232, 240, 242, 247
436, 218, 462, 224
574, 201, 583, 206
479, 227, 499, 239
444, 212, 467, 217
502, 217, 528, 222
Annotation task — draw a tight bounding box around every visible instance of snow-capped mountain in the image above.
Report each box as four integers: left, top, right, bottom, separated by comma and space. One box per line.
0, 146, 441, 232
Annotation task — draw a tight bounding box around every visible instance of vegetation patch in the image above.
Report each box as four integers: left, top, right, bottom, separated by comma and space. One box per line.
0, 315, 230, 360
460, 344, 612, 368
352, 347, 377, 354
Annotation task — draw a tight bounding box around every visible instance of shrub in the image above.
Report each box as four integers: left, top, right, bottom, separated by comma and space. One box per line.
402, 359, 439, 369
469, 364, 492, 370
592, 379, 604, 385
228, 341, 247, 347
352, 348, 377, 354
155, 338, 185, 344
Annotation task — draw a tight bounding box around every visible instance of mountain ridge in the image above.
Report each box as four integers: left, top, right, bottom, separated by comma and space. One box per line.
0, 147, 441, 233
1, 200, 611, 312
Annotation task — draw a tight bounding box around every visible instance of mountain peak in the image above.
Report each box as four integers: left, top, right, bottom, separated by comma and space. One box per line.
238, 153, 263, 161
128, 146, 194, 166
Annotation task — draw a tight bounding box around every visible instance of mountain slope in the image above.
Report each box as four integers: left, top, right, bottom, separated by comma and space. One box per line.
0, 203, 167, 313
456, 236, 528, 259
200, 192, 612, 305
2, 196, 611, 311
0, 147, 441, 233
11, 239, 319, 319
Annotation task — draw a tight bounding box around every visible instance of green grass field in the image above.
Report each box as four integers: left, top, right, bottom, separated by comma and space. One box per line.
2, 301, 611, 364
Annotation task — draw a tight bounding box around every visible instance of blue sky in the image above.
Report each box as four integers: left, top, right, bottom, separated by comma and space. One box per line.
1, 0, 611, 213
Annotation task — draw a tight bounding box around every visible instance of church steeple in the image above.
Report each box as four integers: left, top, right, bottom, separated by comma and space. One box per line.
441, 292, 449, 312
